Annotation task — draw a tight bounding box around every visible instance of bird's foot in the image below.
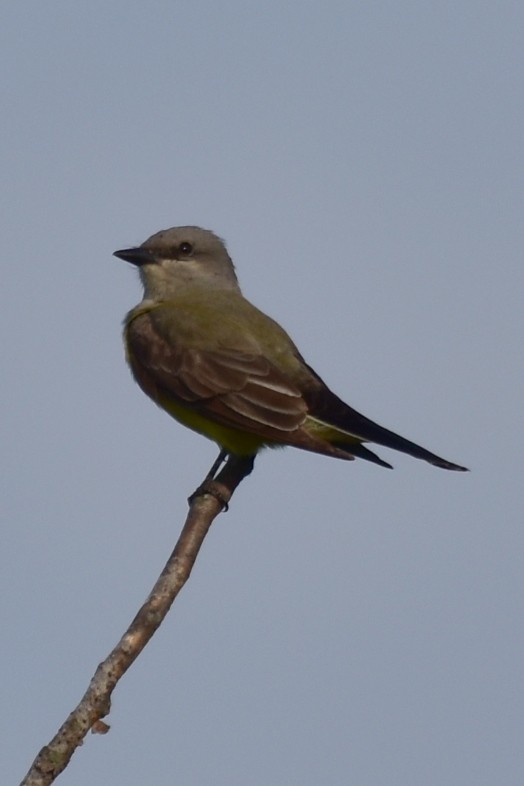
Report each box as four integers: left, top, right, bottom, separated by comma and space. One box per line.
188, 479, 230, 512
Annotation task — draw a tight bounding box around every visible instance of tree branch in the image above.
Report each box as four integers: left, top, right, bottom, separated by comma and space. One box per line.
19, 454, 255, 786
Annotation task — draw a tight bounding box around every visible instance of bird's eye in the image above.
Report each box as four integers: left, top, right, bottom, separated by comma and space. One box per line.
179, 242, 193, 256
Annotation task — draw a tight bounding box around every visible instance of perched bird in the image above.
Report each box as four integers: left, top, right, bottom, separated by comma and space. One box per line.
115, 226, 467, 473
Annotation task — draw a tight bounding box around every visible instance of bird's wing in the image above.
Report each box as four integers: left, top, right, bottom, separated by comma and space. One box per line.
126, 308, 467, 470
125, 310, 308, 436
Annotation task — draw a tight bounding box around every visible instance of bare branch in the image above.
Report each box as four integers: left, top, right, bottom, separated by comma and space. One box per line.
19, 454, 255, 786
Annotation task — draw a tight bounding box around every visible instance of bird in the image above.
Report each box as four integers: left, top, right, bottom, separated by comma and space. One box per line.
114, 226, 467, 474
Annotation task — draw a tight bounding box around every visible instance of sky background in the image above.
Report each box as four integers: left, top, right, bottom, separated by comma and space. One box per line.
2, 2, 523, 784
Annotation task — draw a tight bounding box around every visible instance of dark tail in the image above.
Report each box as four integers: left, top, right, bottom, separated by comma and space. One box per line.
306, 384, 468, 471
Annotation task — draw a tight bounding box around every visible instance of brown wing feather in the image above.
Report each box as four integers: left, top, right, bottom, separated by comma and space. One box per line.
126, 311, 308, 435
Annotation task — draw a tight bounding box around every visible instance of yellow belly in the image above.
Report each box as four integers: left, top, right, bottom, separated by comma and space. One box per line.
157, 391, 267, 456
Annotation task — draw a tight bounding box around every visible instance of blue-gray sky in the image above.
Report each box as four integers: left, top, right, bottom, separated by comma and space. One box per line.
3, 2, 523, 784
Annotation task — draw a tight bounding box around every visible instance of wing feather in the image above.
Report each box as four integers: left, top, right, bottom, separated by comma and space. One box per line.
126, 311, 308, 435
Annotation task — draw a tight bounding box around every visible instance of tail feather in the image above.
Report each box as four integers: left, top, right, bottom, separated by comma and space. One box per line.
333, 440, 394, 469
305, 383, 468, 471
351, 421, 468, 471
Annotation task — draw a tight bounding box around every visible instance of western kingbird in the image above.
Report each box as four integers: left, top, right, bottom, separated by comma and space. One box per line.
114, 226, 467, 472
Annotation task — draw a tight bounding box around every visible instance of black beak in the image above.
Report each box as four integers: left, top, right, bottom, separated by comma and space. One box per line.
113, 247, 156, 266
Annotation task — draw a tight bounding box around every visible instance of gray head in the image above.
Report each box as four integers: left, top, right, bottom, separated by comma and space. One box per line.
114, 226, 240, 300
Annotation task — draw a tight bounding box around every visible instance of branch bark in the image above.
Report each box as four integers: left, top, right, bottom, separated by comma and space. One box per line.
19, 454, 254, 786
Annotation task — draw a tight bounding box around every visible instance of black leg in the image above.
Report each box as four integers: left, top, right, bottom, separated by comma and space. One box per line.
205, 448, 228, 480
188, 451, 255, 512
